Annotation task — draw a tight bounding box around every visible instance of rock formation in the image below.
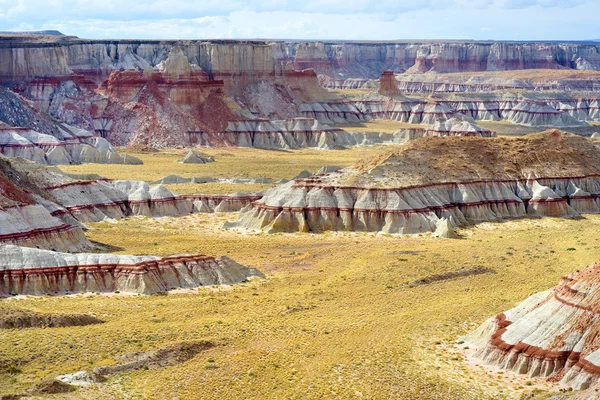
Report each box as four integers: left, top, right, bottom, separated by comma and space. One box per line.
180, 150, 214, 164
0, 126, 142, 165
0, 244, 263, 296
464, 259, 600, 393
0, 154, 263, 297
395, 70, 600, 94
2, 35, 599, 149
378, 70, 401, 97
301, 92, 600, 128
425, 116, 495, 137
225, 131, 600, 235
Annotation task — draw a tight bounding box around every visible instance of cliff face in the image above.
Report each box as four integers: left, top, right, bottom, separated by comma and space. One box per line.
1, 37, 600, 84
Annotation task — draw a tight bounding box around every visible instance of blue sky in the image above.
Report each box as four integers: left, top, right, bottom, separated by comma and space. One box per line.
0, 0, 598, 40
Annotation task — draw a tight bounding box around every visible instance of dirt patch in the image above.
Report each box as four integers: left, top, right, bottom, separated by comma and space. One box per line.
28, 379, 76, 395
93, 341, 215, 376
408, 266, 495, 287
0, 354, 39, 374
0, 308, 103, 329
0, 378, 76, 399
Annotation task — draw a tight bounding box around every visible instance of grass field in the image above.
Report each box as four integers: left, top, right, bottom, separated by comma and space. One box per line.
1, 208, 600, 398
59, 145, 390, 194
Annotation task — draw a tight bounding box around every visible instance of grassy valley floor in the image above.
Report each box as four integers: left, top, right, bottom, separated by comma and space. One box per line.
1, 212, 600, 398
3, 146, 600, 399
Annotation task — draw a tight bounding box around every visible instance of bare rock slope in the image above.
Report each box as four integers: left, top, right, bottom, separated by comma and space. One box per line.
464, 259, 600, 394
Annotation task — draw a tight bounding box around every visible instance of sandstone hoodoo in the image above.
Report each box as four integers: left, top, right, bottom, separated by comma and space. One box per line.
378, 70, 401, 97
464, 259, 600, 393
225, 131, 600, 235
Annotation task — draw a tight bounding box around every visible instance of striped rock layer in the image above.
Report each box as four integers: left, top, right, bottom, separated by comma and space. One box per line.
226, 131, 600, 234
0, 154, 264, 296
464, 260, 600, 391
0, 245, 263, 296
300, 94, 599, 128
0, 126, 142, 165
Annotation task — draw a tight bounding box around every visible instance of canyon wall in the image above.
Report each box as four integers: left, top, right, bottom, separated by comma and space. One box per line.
2, 37, 600, 84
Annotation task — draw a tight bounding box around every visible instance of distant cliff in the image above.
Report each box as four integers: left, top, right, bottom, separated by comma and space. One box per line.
1, 37, 600, 84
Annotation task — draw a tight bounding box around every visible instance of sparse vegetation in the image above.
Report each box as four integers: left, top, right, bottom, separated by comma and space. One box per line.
3, 148, 600, 399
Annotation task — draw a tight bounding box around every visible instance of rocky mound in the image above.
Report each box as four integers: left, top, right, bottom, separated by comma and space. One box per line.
464, 259, 600, 392
179, 150, 214, 164
0, 307, 102, 329
0, 244, 263, 296
425, 116, 495, 137
225, 131, 600, 234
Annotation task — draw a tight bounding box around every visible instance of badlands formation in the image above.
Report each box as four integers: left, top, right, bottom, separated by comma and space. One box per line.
0, 34, 598, 151
3, 32, 600, 399
465, 260, 600, 395
228, 131, 600, 235
0, 154, 262, 296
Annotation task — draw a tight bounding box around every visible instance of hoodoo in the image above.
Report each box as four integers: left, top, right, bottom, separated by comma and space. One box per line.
226, 131, 600, 234
464, 260, 600, 393
378, 70, 401, 97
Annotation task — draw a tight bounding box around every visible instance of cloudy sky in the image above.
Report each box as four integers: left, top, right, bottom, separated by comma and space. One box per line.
0, 0, 598, 41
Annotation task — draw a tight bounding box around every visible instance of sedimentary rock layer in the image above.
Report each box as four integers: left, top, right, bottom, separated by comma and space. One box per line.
0, 244, 263, 296
46, 179, 262, 222
225, 131, 600, 234
465, 260, 600, 392
0, 126, 142, 165
302, 92, 599, 127
0, 155, 91, 251
2, 37, 600, 83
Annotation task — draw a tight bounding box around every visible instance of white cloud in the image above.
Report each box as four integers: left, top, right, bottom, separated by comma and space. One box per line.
0, 0, 598, 40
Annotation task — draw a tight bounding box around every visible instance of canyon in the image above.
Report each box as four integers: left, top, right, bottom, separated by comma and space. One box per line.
3, 31, 600, 400
0, 34, 598, 150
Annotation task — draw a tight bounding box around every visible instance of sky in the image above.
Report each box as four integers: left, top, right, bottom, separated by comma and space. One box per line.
0, 0, 598, 41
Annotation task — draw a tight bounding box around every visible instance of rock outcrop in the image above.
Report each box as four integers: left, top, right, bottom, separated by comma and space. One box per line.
425, 116, 495, 137
2, 35, 600, 148
0, 245, 263, 296
0, 126, 142, 165
464, 260, 600, 392
180, 150, 214, 164
0, 153, 264, 297
225, 131, 600, 235
302, 92, 600, 128
378, 70, 401, 97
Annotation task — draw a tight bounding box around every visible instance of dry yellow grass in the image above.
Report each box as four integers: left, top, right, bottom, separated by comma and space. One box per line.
162, 183, 274, 195
59, 146, 390, 183
1, 211, 600, 399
